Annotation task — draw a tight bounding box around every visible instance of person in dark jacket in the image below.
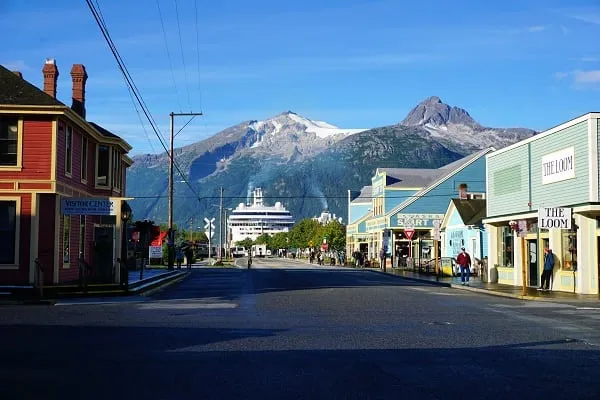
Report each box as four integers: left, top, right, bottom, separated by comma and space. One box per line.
539, 247, 555, 290
456, 247, 472, 286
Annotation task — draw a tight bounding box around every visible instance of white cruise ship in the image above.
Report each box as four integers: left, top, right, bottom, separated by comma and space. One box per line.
228, 188, 295, 244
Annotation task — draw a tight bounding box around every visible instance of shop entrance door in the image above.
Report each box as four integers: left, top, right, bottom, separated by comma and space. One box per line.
94, 226, 114, 283
527, 239, 538, 287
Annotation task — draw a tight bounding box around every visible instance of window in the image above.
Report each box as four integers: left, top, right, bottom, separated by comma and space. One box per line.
497, 226, 514, 267
65, 126, 73, 175
63, 216, 71, 264
81, 137, 88, 181
562, 229, 577, 271
111, 148, 121, 189
79, 215, 86, 259
0, 200, 17, 264
0, 117, 18, 166
97, 144, 109, 186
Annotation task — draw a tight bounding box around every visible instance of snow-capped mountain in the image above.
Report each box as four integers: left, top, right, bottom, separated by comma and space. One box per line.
401, 96, 536, 152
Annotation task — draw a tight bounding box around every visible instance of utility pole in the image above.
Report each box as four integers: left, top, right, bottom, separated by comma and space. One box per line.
218, 186, 224, 262
168, 111, 203, 270
189, 217, 193, 242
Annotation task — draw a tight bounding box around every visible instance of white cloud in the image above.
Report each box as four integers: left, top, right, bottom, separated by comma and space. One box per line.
569, 13, 600, 25
527, 26, 546, 32
1, 60, 31, 71
554, 69, 600, 89
573, 70, 600, 84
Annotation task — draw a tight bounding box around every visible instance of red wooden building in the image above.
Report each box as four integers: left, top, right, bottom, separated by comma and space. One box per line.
0, 60, 132, 287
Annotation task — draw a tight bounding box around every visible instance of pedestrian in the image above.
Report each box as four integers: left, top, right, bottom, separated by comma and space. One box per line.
539, 247, 555, 291
456, 247, 472, 286
176, 247, 184, 269
185, 247, 193, 270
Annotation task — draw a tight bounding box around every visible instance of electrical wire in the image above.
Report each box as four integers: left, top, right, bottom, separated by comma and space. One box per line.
173, 0, 192, 111
85, 0, 198, 199
156, 0, 182, 112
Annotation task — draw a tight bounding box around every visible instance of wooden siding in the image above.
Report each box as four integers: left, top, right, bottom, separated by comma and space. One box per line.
0, 118, 52, 180
530, 121, 589, 208
385, 189, 416, 213
487, 145, 530, 217
598, 119, 600, 199
402, 157, 487, 214
38, 194, 56, 285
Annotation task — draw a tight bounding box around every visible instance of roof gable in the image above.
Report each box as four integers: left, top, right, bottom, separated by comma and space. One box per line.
451, 199, 487, 225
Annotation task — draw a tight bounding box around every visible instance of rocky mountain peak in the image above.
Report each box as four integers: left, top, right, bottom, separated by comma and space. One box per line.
401, 96, 479, 128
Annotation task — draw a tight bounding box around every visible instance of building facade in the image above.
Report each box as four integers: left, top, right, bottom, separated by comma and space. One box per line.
0, 60, 132, 287
484, 113, 600, 294
346, 149, 491, 269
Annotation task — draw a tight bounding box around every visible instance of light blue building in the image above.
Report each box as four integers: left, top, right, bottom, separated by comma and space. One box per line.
440, 199, 487, 275
347, 148, 493, 269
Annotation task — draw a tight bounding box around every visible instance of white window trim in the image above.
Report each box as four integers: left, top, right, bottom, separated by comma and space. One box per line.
95, 144, 111, 189
0, 118, 23, 172
0, 196, 21, 269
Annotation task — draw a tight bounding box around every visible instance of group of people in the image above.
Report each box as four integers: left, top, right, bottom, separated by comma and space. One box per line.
175, 246, 194, 270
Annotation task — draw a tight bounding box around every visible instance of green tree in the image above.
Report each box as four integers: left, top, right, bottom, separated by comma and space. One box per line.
255, 233, 272, 248
270, 232, 288, 250
288, 218, 320, 249
320, 220, 346, 251
236, 237, 254, 250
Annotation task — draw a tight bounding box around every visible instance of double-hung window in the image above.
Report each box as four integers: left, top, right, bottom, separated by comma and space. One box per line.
0, 117, 19, 167
96, 144, 109, 187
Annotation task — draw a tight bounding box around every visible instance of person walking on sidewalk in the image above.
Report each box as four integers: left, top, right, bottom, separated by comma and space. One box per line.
539, 247, 555, 290
456, 247, 472, 286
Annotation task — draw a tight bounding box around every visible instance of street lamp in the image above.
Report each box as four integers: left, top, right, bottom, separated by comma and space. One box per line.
120, 201, 132, 291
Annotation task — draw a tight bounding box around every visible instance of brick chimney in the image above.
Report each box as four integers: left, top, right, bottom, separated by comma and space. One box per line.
70, 64, 88, 119
458, 183, 468, 200
42, 58, 59, 98
12, 71, 23, 78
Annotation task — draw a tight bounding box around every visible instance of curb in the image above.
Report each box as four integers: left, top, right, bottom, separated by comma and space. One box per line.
365, 269, 452, 287
365, 268, 577, 302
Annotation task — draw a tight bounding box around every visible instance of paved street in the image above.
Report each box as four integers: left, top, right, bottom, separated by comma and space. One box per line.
1, 258, 600, 399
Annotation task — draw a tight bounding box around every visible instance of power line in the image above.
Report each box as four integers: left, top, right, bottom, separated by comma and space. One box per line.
156, 0, 182, 112
173, 0, 192, 111
85, 0, 198, 199
194, 0, 203, 112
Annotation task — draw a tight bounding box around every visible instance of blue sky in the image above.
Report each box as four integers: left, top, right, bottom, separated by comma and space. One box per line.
1, 0, 599, 155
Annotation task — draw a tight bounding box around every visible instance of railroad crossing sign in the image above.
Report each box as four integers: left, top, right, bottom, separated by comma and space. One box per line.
404, 228, 415, 241
204, 217, 215, 238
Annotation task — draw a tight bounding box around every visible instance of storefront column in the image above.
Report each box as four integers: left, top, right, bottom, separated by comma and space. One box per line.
514, 234, 524, 286
486, 224, 496, 282
576, 214, 595, 294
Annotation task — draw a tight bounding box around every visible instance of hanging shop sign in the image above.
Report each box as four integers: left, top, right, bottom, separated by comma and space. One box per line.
62, 198, 116, 216
538, 207, 572, 229
541, 147, 575, 185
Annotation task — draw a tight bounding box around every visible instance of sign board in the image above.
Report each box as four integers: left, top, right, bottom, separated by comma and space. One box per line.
433, 219, 441, 241
61, 198, 116, 216
538, 207, 572, 229
542, 147, 575, 185
205, 230, 215, 238
149, 246, 162, 258
517, 220, 528, 237
382, 229, 390, 251
404, 228, 415, 241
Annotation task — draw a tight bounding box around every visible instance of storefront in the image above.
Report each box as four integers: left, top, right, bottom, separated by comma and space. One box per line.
484, 113, 600, 294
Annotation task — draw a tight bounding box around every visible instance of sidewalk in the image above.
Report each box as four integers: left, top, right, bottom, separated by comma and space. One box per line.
0, 267, 188, 304
367, 267, 600, 304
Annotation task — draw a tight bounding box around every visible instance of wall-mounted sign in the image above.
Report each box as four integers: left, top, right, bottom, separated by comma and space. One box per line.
62, 198, 116, 216
538, 207, 572, 229
542, 147, 575, 185
392, 213, 444, 228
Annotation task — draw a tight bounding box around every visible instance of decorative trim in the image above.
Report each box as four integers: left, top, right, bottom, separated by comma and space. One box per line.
0, 118, 24, 171
51, 119, 57, 182
589, 117, 599, 202
29, 193, 39, 284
